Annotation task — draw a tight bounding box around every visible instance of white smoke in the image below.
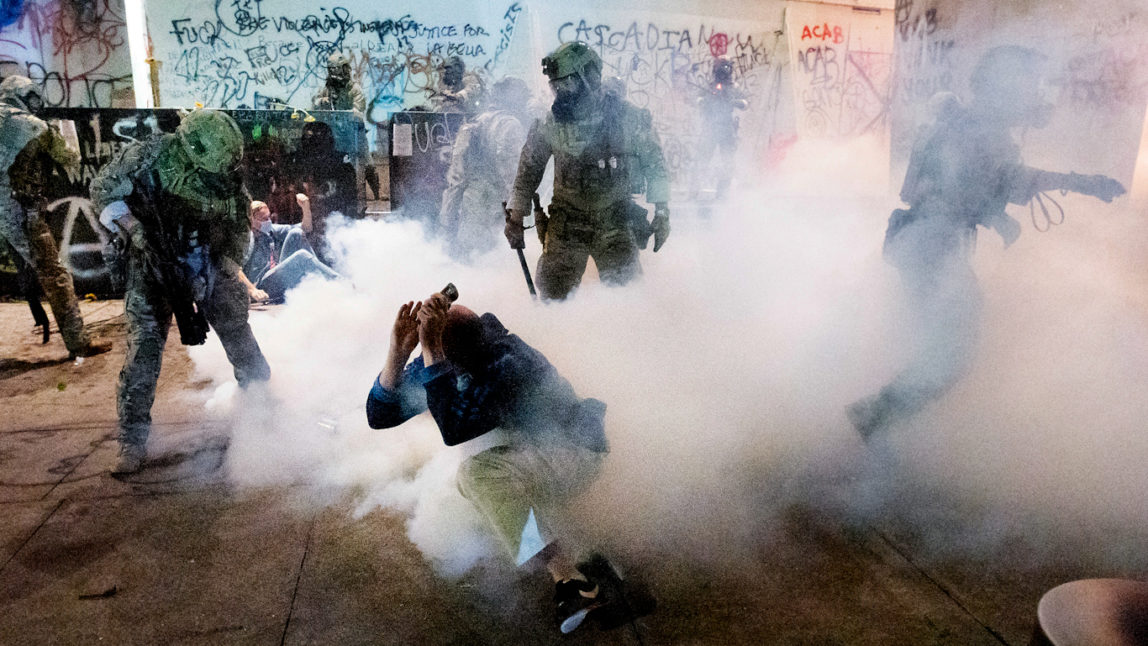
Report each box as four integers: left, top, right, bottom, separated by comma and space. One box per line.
184, 180, 1148, 577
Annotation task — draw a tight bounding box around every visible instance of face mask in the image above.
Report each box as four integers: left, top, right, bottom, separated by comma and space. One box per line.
259, 220, 273, 234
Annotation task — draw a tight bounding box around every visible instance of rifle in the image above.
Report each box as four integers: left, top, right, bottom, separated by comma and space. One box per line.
131, 171, 210, 345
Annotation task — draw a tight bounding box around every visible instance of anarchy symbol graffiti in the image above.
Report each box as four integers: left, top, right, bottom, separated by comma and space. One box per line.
47, 195, 109, 280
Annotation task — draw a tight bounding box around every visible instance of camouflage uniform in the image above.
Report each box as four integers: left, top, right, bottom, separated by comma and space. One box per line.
848, 47, 1126, 440
312, 52, 379, 201
0, 83, 91, 354
312, 82, 367, 116
440, 109, 527, 259
94, 115, 270, 454
431, 57, 486, 113
508, 93, 669, 299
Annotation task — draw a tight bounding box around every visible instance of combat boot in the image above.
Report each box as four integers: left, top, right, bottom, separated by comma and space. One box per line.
70, 340, 113, 360
112, 443, 146, 475
576, 554, 656, 631
554, 577, 600, 633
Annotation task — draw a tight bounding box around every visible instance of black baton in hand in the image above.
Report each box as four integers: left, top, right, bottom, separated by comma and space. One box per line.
503, 201, 537, 298
517, 248, 537, 298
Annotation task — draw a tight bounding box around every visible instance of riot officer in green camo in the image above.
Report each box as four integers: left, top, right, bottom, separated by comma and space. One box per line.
504, 41, 671, 301
312, 52, 367, 116
312, 52, 380, 201
0, 75, 110, 359
846, 47, 1126, 441
95, 110, 271, 475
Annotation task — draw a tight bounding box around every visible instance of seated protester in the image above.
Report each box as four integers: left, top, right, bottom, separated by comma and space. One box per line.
239, 196, 340, 303
366, 292, 650, 633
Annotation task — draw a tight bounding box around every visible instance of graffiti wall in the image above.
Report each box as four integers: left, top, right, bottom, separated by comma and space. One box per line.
779, 2, 895, 192
535, 7, 792, 194
140, 0, 1147, 198
0, 0, 134, 107
786, 3, 895, 141
886, 0, 1148, 185
0, 107, 364, 295
144, 0, 526, 123
144, 0, 794, 194
1037, 5, 1148, 185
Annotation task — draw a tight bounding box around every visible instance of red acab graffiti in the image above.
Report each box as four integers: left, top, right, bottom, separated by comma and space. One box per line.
801, 23, 844, 44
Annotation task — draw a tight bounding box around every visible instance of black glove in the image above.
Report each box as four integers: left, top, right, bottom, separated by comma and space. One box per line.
651, 204, 670, 252
504, 208, 525, 249
1071, 173, 1126, 203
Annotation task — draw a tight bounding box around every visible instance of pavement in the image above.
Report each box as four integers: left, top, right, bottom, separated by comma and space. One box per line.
1, 299, 1145, 645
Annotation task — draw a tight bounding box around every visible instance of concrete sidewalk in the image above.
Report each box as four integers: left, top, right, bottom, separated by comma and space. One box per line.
0, 300, 1142, 645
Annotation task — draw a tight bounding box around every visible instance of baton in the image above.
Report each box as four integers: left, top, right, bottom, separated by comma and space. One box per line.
503, 201, 538, 298
516, 248, 537, 297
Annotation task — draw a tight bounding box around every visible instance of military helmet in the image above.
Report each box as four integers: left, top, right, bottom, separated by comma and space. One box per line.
439, 56, 465, 87
327, 52, 351, 84
541, 41, 601, 81
0, 75, 44, 110
440, 55, 465, 72
178, 109, 244, 174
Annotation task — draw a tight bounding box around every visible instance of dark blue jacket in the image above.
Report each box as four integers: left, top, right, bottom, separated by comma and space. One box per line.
366, 313, 607, 451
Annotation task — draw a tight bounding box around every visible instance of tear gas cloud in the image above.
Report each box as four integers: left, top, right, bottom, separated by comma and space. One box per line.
182, 156, 1148, 576
178, 6, 1148, 573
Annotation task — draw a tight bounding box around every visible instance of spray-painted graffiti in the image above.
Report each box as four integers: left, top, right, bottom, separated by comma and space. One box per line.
0, 0, 26, 30
796, 44, 838, 136
1060, 13, 1148, 111
0, 0, 133, 107
388, 109, 463, 216
884, 0, 953, 156
48, 194, 106, 280
800, 23, 844, 44
557, 20, 775, 99
484, 2, 521, 73
1061, 47, 1146, 109
789, 11, 894, 141
151, 0, 523, 128
556, 15, 786, 185
891, 0, 954, 106
0, 59, 131, 107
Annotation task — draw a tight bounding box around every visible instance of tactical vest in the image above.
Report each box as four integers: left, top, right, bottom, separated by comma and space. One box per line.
552, 94, 636, 207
